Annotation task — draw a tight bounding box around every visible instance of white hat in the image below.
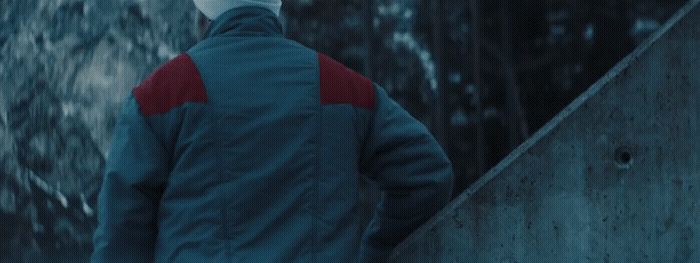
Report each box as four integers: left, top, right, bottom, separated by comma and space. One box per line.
193, 0, 282, 20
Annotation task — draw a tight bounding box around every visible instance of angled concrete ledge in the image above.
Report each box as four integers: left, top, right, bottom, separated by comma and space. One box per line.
391, 0, 700, 261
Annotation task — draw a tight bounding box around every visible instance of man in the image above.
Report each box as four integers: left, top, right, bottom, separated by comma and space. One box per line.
92, 0, 453, 262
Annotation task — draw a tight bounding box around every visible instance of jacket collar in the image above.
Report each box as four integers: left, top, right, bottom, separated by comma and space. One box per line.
204, 6, 283, 39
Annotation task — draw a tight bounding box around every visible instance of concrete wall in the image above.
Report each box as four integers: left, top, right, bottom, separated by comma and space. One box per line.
391, 0, 700, 261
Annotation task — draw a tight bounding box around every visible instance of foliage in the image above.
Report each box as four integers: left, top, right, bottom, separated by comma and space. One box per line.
0, 0, 687, 261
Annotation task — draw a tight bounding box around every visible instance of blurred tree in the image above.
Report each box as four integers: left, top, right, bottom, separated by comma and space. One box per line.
283, 0, 685, 197
0, 0, 688, 261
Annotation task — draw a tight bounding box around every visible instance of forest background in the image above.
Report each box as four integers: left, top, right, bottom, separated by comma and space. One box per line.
0, 0, 687, 261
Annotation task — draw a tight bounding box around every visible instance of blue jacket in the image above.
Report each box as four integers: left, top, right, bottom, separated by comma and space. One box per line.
92, 7, 453, 262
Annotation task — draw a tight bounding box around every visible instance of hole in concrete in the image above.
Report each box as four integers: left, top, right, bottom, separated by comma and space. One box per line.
615, 147, 633, 168
618, 151, 631, 163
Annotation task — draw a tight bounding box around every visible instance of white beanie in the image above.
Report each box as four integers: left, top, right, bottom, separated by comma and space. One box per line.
193, 0, 282, 20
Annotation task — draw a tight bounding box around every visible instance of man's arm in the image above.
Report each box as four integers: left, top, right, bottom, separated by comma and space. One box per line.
359, 85, 454, 262
92, 94, 169, 262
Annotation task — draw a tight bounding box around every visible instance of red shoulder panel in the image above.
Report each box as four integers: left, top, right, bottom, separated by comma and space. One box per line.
132, 53, 208, 116
318, 53, 374, 110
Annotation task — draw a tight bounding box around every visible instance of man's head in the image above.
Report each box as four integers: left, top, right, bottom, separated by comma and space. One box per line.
193, 0, 282, 20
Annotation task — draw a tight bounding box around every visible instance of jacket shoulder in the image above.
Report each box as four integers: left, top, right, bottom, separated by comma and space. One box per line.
132, 53, 208, 116
317, 52, 374, 110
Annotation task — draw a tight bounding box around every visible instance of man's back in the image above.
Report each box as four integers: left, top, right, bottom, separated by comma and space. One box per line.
92, 6, 452, 262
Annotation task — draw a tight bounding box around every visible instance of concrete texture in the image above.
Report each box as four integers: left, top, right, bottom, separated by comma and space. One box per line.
390, 0, 700, 261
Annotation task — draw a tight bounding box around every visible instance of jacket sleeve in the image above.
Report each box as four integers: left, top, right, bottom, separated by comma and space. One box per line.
358, 85, 454, 262
92, 94, 169, 262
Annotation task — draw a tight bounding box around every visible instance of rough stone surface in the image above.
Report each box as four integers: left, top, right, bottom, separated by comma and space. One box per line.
391, 0, 700, 261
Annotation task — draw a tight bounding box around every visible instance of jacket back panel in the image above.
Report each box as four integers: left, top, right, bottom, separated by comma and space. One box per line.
153, 30, 365, 262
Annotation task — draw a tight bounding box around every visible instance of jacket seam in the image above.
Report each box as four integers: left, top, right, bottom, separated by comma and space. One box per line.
313, 55, 322, 263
